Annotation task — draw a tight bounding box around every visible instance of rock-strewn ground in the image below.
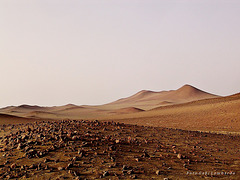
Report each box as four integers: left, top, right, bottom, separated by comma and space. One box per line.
0, 120, 239, 179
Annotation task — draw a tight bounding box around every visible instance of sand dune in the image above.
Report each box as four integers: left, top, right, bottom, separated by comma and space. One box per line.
103, 92, 240, 132
0, 113, 37, 125
14, 104, 48, 111
104, 84, 219, 110
0, 84, 221, 120
25, 111, 60, 119
0, 84, 218, 117
48, 104, 79, 112
0, 84, 239, 132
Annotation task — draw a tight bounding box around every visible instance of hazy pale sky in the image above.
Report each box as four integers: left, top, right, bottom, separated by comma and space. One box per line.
1, 0, 240, 107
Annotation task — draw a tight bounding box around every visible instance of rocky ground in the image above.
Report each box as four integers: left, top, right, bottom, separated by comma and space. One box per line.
0, 120, 239, 179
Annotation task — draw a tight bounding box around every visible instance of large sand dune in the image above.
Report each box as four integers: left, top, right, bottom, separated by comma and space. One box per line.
102, 84, 219, 110
103, 93, 240, 132
0, 84, 239, 132
0, 84, 217, 119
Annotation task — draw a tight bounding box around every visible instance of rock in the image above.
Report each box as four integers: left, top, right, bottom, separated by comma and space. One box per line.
111, 157, 115, 162
57, 166, 63, 171
4, 160, 9, 165
17, 143, 23, 150
68, 170, 72, 174
72, 171, 78, 176
127, 170, 133, 175
6, 174, 12, 179
37, 163, 42, 170
72, 156, 79, 162
29, 164, 36, 169
66, 162, 73, 169
78, 150, 84, 157
131, 175, 137, 179
103, 171, 109, 177
0, 147, 7, 152
72, 136, 77, 141
81, 142, 88, 147
177, 154, 183, 159
24, 146, 30, 152
143, 152, 150, 158
20, 165, 25, 170
44, 158, 50, 163
10, 163, 16, 169
122, 165, 128, 170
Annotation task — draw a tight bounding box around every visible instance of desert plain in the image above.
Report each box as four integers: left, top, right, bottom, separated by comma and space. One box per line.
0, 84, 239, 179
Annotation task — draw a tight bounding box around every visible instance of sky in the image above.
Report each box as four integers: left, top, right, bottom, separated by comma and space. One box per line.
0, 0, 240, 107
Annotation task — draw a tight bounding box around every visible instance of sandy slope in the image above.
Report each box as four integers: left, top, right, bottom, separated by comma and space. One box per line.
1, 84, 217, 119
0, 113, 37, 125
101, 84, 219, 110
0, 85, 239, 132
0, 84, 218, 117
102, 93, 240, 132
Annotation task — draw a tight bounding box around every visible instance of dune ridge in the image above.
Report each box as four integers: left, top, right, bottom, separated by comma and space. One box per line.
0, 113, 37, 125
1, 84, 239, 132
102, 92, 240, 132
0, 84, 220, 119
104, 84, 219, 110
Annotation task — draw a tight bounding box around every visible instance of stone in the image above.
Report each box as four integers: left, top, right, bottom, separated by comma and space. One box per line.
143, 152, 150, 158
58, 167, 63, 171
17, 143, 23, 150
127, 170, 133, 175
66, 162, 73, 169
10, 163, 16, 169
177, 154, 183, 159
43, 158, 48, 163
103, 171, 109, 177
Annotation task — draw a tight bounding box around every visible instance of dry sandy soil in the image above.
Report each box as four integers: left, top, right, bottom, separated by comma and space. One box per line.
102, 92, 240, 133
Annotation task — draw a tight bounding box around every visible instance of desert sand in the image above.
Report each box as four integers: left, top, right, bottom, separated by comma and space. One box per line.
0, 84, 239, 179
102, 92, 240, 133
0, 84, 239, 133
